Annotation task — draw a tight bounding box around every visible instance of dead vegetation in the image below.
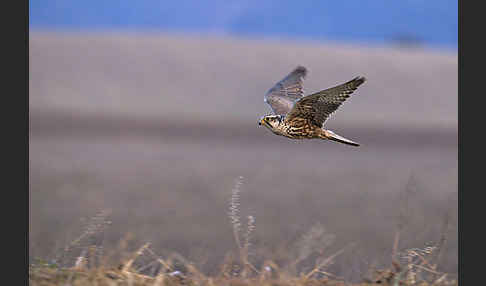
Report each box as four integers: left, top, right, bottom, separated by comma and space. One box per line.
29, 234, 458, 286
29, 178, 457, 286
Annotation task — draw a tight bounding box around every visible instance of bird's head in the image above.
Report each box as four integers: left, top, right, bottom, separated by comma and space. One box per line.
258, 114, 283, 131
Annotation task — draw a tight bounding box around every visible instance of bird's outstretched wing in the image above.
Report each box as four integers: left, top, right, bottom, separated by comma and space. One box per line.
285, 76, 366, 128
264, 66, 307, 115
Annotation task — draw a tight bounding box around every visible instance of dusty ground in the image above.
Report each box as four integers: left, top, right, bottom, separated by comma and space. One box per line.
29, 32, 457, 282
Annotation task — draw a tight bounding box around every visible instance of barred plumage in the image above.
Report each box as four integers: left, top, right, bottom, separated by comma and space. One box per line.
258, 66, 366, 147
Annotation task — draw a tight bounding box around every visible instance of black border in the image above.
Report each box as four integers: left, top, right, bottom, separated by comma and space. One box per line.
3, 0, 30, 282
24, 0, 29, 284
459, 0, 476, 284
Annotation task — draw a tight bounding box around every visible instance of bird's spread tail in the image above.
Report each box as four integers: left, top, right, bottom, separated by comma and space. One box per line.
323, 130, 360, 147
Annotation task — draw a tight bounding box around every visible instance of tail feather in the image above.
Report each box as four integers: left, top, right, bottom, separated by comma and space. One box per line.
324, 130, 360, 147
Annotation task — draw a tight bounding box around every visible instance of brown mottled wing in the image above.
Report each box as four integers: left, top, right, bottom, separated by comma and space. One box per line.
264, 66, 307, 115
285, 76, 366, 128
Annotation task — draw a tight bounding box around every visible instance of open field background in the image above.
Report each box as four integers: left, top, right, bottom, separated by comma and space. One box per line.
29, 32, 457, 282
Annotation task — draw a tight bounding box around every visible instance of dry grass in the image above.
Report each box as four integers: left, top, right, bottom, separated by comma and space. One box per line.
29, 237, 458, 286
29, 266, 458, 286
29, 235, 458, 286
30, 179, 457, 286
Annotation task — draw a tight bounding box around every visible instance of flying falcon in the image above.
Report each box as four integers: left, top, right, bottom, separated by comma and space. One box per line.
258, 66, 366, 147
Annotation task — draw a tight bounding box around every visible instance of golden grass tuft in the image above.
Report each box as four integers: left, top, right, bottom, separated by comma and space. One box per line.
30, 177, 457, 286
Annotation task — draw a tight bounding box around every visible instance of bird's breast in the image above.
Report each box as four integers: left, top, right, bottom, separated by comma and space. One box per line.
283, 124, 319, 139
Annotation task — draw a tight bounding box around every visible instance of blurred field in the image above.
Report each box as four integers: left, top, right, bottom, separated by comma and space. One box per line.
29, 32, 457, 283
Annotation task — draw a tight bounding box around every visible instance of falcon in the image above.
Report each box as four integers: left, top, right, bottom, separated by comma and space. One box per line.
258, 66, 366, 147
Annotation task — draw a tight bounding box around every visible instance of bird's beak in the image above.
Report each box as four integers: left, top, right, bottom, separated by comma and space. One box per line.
258, 118, 264, 126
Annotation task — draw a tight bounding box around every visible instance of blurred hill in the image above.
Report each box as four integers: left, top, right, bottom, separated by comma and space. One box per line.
30, 32, 457, 134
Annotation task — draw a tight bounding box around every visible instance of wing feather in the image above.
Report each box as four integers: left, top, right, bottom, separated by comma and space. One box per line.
285, 76, 366, 128
264, 66, 307, 115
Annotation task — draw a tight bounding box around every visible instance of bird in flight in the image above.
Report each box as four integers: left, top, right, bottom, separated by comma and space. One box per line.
258, 66, 366, 147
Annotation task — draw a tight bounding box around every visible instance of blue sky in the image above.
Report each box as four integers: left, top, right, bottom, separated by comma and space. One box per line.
30, 0, 457, 49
